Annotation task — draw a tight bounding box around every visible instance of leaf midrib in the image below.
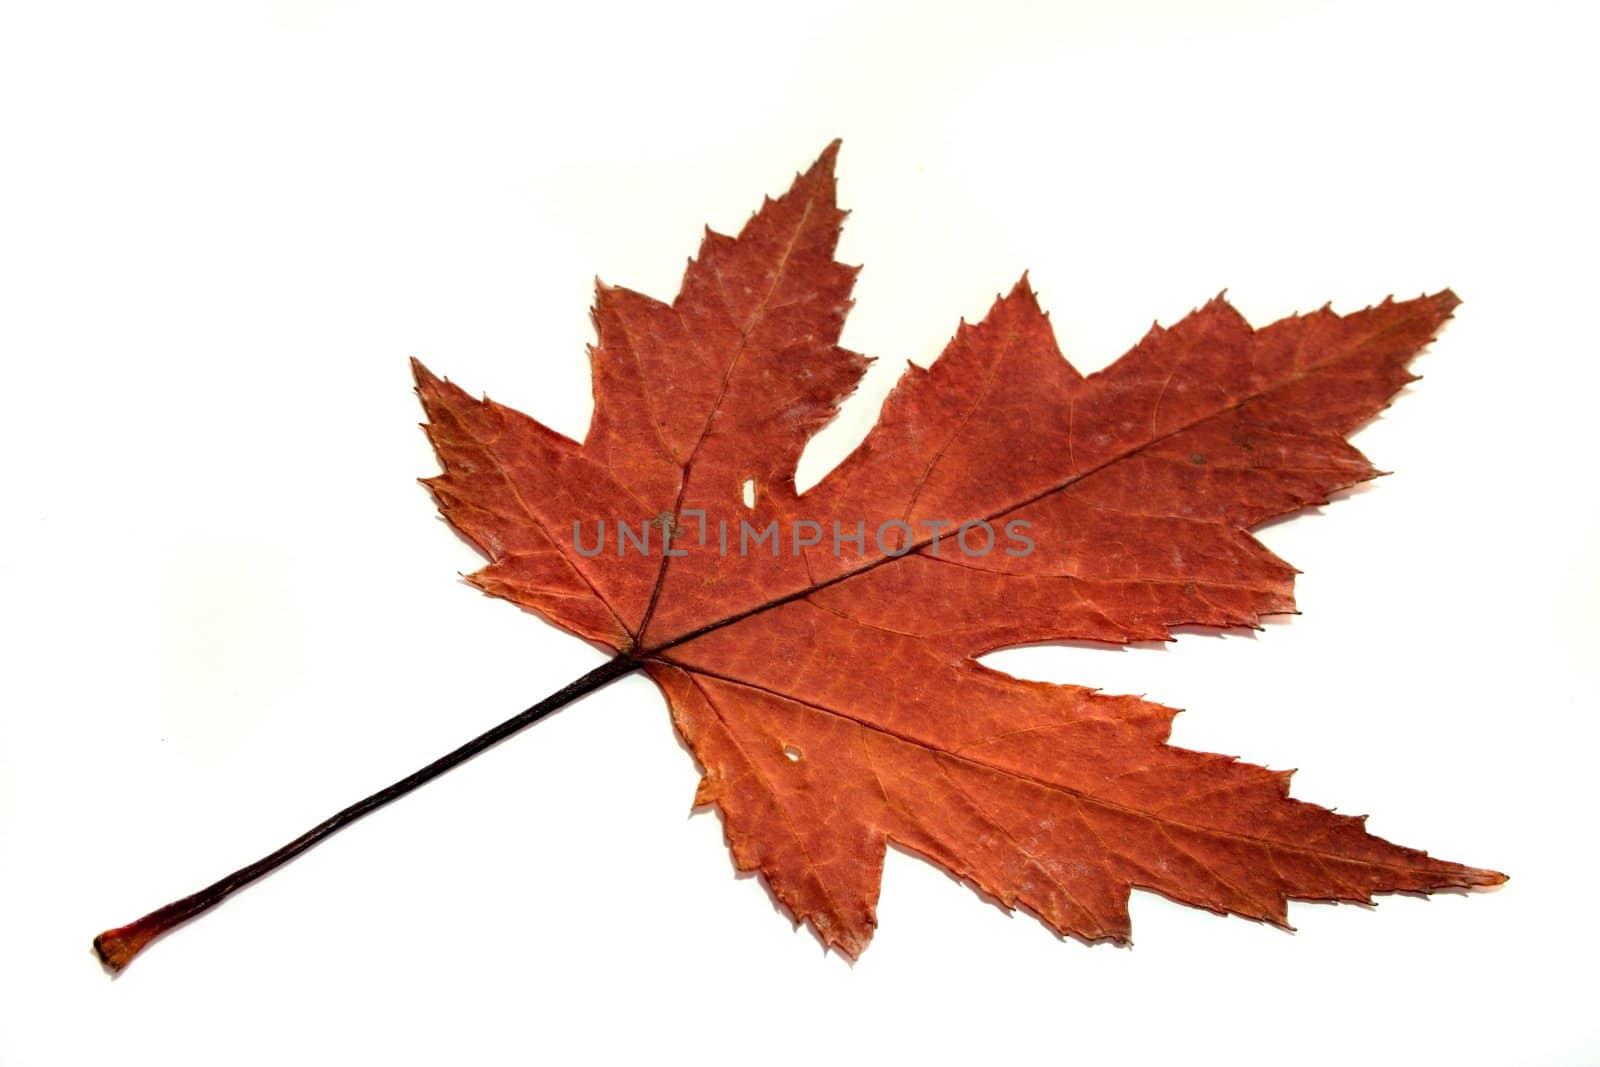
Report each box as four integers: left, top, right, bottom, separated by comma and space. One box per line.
638, 304, 1428, 660
657, 656, 1470, 881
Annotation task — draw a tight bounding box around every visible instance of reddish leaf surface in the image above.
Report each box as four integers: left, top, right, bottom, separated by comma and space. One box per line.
414, 142, 1503, 956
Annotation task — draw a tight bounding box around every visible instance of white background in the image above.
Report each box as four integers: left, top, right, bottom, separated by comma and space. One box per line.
2, 2, 1596, 1064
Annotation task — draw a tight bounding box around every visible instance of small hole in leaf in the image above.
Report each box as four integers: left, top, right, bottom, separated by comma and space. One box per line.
741, 479, 756, 508
783, 745, 802, 762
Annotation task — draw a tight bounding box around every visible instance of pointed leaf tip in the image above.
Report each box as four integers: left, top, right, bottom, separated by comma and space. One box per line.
811, 138, 842, 174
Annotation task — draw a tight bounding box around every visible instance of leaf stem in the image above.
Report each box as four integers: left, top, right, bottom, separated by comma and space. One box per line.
92, 654, 641, 973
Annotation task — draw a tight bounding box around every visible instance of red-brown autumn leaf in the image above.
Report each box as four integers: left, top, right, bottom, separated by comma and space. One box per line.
412, 141, 1503, 956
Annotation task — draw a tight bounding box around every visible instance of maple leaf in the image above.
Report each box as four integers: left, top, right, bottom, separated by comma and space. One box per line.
409, 141, 1504, 956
